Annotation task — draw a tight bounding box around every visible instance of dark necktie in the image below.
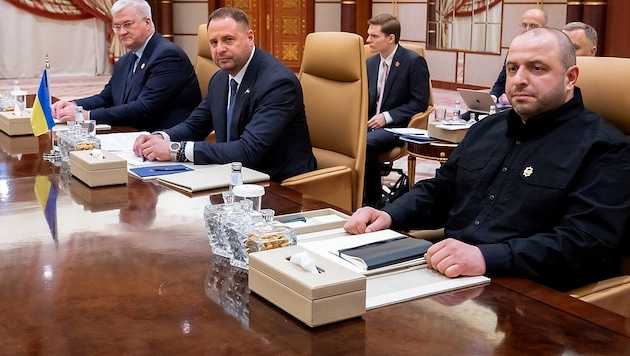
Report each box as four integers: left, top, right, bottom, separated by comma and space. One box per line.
125, 54, 138, 92
226, 79, 238, 141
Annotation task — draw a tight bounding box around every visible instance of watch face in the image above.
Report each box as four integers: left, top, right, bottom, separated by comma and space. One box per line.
170, 142, 180, 150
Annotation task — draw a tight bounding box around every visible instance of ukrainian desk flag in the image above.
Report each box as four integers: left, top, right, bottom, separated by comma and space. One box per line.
34, 175, 58, 240
30, 69, 55, 136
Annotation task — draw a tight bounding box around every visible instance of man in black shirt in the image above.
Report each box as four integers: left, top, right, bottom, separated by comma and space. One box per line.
344, 28, 630, 291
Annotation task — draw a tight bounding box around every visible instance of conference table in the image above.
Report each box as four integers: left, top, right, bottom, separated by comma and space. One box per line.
1, 129, 629, 354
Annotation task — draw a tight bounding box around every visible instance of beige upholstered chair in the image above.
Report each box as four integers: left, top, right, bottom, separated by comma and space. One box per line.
281, 32, 368, 212
567, 56, 630, 317
195, 23, 220, 98
195, 24, 220, 143
363, 44, 435, 167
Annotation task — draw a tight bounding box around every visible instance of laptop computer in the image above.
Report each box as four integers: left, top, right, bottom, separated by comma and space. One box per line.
457, 88, 499, 115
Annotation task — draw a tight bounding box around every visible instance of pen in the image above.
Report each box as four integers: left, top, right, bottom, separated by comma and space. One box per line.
151, 167, 189, 172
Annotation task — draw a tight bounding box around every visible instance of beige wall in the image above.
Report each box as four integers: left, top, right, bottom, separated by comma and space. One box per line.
171, 0, 568, 88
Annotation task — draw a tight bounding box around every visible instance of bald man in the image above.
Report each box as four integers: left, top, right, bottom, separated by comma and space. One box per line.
562, 21, 597, 56
344, 28, 630, 292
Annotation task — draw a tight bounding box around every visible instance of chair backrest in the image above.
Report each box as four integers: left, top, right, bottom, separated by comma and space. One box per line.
364, 43, 434, 125
195, 23, 220, 98
299, 32, 368, 210
575, 56, 630, 135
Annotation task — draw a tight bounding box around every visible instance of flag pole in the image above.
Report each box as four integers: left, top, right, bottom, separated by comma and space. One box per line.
43, 54, 60, 162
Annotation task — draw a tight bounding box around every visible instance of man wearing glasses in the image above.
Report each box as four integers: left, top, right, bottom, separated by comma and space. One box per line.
52, 0, 201, 131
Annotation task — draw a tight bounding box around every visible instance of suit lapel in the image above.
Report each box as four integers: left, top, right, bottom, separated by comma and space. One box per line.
124, 34, 159, 102
382, 47, 403, 103
228, 49, 261, 139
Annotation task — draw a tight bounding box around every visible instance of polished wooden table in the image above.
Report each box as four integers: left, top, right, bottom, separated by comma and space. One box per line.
406, 139, 457, 185
1, 131, 628, 354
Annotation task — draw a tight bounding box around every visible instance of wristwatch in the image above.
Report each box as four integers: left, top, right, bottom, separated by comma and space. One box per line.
169, 142, 181, 161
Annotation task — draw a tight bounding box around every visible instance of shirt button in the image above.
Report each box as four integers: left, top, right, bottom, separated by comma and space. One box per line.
502, 167, 508, 172
516, 140, 522, 145
489, 195, 495, 200
474, 220, 480, 226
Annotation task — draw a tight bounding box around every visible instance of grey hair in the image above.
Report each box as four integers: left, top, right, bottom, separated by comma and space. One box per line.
562, 21, 598, 47
112, 0, 153, 20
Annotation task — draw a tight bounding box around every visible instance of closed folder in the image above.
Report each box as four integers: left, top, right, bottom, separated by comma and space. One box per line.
337, 236, 433, 270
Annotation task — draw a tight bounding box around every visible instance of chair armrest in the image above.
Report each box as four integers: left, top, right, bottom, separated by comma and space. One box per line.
409, 106, 434, 130
568, 275, 630, 318
281, 166, 353, 211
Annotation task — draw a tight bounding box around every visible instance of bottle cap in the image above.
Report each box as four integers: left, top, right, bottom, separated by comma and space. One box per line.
232, 184, 265, 198
231, 162, 242, 171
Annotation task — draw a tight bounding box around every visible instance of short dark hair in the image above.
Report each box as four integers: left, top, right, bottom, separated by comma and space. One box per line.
368, 14, 401, 44
208, 7, 250, 29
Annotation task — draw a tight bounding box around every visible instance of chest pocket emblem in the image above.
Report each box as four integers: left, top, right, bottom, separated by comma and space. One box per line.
523, 166, 534, 177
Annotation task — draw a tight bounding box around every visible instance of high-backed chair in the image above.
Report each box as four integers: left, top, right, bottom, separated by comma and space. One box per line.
195, 23, 220, 98
281, 32, 368, 212
195, 23, 220, 143
567, 56, 630, 317
363, 44, 435, 171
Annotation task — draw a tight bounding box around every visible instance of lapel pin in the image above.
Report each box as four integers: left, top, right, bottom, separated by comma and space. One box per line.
245, 88, 250, 94
140, 63, 145, 70
395, 61, 400, 67
523, 166, 533, 177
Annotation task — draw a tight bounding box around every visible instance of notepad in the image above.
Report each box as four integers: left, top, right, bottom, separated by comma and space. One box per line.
128, 164, 194, 180
336, 236, 433, 271
157, 163, 270, 194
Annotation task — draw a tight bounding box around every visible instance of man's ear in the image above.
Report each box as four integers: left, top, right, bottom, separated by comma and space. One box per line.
566, 65, 579, 89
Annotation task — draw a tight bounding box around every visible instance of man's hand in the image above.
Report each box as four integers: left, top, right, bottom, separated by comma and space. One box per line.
367, 114, 387, 130
133, 134, 171, 161
424, 238, 486, 278
343, 207, 392, 234
51, 100, 77, 122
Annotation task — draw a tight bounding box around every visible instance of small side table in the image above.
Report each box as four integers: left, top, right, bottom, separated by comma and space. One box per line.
406, 141, 457, 187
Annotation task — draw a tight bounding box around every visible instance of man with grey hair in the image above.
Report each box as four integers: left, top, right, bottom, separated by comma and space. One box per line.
562, 21, 598, 56
344, 27, 630, 292
52, 0, 201, 131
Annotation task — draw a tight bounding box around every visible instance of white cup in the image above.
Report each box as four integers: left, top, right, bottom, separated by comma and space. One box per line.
232, 184, 265, 211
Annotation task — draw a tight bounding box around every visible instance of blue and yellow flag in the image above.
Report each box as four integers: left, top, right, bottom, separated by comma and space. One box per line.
30, 69, 55, 136
34, 175, 58, 240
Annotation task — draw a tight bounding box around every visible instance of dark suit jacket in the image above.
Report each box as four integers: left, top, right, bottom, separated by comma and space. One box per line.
367, 45, 430, 127
75, 33, 201, 131
165, 47, 316, 182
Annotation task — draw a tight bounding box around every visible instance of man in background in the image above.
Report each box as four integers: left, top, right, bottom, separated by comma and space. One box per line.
52, 0, 201, 131
562, 21, 598, 56
362, 14, 430, 206
344, 28, 630, 292
133, 7, 316, 183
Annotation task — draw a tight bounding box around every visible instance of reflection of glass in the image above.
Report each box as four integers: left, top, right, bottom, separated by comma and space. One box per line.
428, 0, 502, 53
204, 255, 250, 327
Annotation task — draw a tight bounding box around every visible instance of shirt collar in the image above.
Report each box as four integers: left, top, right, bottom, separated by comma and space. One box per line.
506, 87, 585, 140
133, 32, 154, 60
380, 44, 398, 67
229, 46, 256, 86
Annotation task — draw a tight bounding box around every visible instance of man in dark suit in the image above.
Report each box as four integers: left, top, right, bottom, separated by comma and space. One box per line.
52, 0, 201, 131
363, 14, 430, 206
133, 7, 316, 183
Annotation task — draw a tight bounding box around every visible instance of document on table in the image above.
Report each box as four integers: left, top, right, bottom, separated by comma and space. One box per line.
156, 163, 270, 194
96, 131, 149, 165
299, 228, 490, 310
